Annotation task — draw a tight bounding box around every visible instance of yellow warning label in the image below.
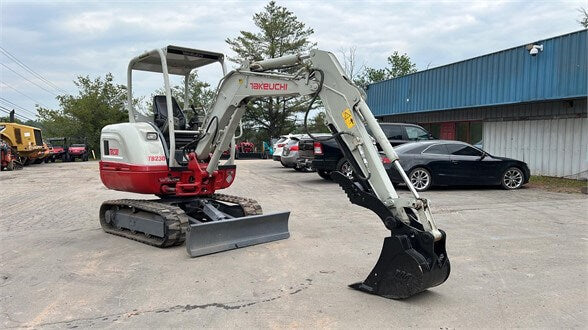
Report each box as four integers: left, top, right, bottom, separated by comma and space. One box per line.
341, 108, 355, 128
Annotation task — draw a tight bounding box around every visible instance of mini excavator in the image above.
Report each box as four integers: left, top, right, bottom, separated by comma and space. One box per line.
99, 46, 450, 299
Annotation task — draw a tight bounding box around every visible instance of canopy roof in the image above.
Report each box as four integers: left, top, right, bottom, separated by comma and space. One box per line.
131, 45, 224, 75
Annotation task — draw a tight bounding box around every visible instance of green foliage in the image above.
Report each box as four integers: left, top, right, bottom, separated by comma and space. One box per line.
292, 112, 330, 134
355, 51, 417, 89
226, 1, 316, 143
150, 72, 215, 119
36, 73, 128, 152
0, 116, 40, 128
307, 112, 330, 133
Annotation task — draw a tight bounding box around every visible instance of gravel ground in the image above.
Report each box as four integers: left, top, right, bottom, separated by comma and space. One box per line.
1, 160, 586, 328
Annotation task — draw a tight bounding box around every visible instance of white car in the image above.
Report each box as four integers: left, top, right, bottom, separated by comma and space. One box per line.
272, 134, 308, 162
272, 135, 289, 161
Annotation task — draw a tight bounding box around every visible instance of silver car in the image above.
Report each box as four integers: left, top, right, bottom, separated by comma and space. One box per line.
280, 137, 301, 168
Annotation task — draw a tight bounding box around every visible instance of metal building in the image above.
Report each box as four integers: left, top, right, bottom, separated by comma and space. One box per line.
367, 29, 588, 179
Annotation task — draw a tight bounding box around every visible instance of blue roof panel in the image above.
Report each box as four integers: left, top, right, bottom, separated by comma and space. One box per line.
367, 29, 588, 116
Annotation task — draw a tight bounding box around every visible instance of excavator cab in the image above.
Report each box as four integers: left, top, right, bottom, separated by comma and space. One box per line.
126, 45, 230, 166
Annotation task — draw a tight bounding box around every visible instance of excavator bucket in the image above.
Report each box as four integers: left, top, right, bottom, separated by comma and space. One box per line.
186, 212, 290, 257
349, 231, 450, 299
331, 171, 451, 299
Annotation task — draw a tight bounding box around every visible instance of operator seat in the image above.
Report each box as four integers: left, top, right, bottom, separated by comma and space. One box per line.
152, 95, 199, 163
153, 95, 186, 133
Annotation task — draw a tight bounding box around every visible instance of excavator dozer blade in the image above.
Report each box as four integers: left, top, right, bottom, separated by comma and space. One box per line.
186, 211, 290, 257
349, 231, 450, 299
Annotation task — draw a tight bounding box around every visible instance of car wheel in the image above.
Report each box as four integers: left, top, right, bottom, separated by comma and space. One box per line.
336, 158, 354, 180
317, 170, 332, 180
501, 167, 524, 190
409, 167, 432, 191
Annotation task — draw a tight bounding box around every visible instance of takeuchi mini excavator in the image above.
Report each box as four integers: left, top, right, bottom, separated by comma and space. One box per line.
99, 46, 450, 299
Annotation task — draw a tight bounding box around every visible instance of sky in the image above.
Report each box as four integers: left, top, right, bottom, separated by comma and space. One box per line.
0, 0, 585, 121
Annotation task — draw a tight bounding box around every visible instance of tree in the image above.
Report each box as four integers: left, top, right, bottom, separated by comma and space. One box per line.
339, 46, 365, 82
0, 116, 39, 127
355, 51, 417, 89
579, 7, 588, 28
36, 73, 128, 153
306, 112, 330, 133
151, 72, 215, 119
225, 1, 316, 143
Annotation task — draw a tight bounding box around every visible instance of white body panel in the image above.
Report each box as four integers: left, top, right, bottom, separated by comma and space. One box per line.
100, 122, 166, 166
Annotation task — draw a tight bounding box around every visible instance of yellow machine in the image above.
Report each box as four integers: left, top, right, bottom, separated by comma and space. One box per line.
0, 122, 45, 163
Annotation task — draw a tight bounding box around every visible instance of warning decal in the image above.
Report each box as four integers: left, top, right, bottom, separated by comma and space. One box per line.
341, 108, 355, 128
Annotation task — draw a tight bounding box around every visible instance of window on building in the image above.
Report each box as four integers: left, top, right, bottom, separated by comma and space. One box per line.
421, 121, 482, 144
446, 144, 483, 156
420, 123, 441, 139
470, 122, 483, 146
456, 122, 469, 143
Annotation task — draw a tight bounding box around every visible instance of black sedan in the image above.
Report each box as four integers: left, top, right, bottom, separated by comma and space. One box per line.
388, 140, 530, 191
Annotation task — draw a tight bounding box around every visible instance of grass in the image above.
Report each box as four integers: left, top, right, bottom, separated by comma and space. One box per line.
528, 175, 587, 194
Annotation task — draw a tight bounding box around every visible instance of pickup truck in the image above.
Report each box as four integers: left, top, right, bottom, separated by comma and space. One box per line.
311, 123, 434, 180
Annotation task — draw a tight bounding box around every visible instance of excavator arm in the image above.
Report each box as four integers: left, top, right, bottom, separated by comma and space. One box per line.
194, 50, 450, 298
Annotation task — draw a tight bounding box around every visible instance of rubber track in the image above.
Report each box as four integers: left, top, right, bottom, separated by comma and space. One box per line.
211, 193, 263, 216
100, 194, 263, 248
100, 199, 189, 248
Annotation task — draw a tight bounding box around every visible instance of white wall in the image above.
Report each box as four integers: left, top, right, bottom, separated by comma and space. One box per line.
483, 118, 588, 179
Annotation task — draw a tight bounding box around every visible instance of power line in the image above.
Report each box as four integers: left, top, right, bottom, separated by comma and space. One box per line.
0, 106, 33, 121
0, 106, 31, 121
0, 46, 68, 95
1, 63, 59, 97
0, 106, 34, 121
0, 97, 37, 117
1, 82, 49, 108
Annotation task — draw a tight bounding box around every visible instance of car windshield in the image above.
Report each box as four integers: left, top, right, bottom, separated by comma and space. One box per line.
405, 126, 430, 141
71, 144, 85, 147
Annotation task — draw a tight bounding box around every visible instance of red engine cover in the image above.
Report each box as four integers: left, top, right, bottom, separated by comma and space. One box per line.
99, 154, 236, 196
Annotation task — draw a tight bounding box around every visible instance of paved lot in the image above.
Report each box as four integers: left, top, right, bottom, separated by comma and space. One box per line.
1, 160, 586, 328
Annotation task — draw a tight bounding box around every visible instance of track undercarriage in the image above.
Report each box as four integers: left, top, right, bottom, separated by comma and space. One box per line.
100, 193, 290, 256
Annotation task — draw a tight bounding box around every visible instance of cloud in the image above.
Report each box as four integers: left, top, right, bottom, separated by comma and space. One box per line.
0, 0, 584, 115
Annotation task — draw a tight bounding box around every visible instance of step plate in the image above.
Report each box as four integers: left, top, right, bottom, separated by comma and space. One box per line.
186, 211, 290, 257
